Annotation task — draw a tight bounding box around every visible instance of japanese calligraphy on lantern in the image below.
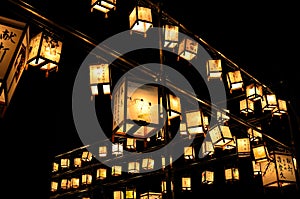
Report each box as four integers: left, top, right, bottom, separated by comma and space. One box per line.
0, 21, 23, 79
261, 152, 296, 187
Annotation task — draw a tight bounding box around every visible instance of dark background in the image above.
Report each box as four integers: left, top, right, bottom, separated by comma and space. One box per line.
1, 0, 299, 197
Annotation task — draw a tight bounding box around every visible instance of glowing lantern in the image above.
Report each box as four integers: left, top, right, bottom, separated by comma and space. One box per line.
27, 31, 62, 78
89, 63, 111, 96
129, 6, 153, 37
206, 59, 222, 81
178, 38, 198, 61
0, 16, 29, 117
163, 24, 179, 49
112, 77, 160, 139
226, 70, 244, 93
91, 0, 116, 18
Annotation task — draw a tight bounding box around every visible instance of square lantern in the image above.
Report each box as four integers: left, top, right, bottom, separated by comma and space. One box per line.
182, 177, 191, 191
163, 24, 179, 49
240, 98, 254, 115
71, 177, 80, 189
27, 31, 62, 78
261, 94, 278, 112
225, 167, 239, 182
161, 180, 167, 193
206, 59, 222, 81
126, 187, 137, 199
140, 192, 162, 199
186, 109, 205, 135
184, 146, 195, 160
199, 138, 214, 158
82, 151, 93, 161
51, 181, 58, 192
99, 145, 107, 157
91, 0, 116, 18
208, 124, 234, 148
112, 165, 122, 176
82, 174, 93, 185
272, 99, 288, 116
112, 77, 160, 139
129, 6, 153, 37
246, 83, 263, 101
202, 170, 214, 184
0, 16, 29, 117
52, 162, 59, 172
261, 151, 297, 188
165, 92, 181, 120
216, 109, 230, 123
126, 137, 137, 150
61, 179, 70, 190
179, 122, 188, 136
142, 157, 154, 170
128, 161, 140, 173
60, 158, 70, 169
236, 137, 251, 157
89, 63, 111, 96
178, 38, 198, 61
252, 160, 262, 175
114, 190, 124, 199
112, 142, 123, 156
252, 143, 269, 163
247, 126, 262, 142
226, 70, 244, 93
74, 157, 82, 168
96, 168, 107, 180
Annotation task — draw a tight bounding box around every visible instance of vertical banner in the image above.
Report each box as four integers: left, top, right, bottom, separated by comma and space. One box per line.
0, 16, 29, 117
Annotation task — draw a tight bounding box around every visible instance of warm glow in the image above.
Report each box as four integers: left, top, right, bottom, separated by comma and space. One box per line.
226, 70, 244, 92
128, 161, 140, 173
182, 177, 191, 190
74, 157, 82, 167
99, 146, 107, 157
206, 59, 222, 80
240, 98, 254, 115
184, 146, 195, 159
96, 168, 107, 180
142, 158, 154, 170
202, 170, 214, 184
208, 125, 233, 148
129, 6, 152, 35
252, 144, 269, 162
82, 174, 93, 185
246, 83, 263, 101
112, 165, 122, 176
186, 110, 205, 135
113, 190, 124, 199
164, 24, 179, 48
261, 94, 277, 112
178, 38, 198, 60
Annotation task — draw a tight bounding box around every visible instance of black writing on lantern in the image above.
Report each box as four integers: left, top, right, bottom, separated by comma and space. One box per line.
0, 29, 17, 63
276, 155, 294, 180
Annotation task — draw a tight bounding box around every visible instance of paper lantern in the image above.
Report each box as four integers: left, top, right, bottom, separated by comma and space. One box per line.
178, 38, 198, 61
91, 0, 116, 18
89, 63, 111, 95
261, 151, 297, 188
112, 77, 160, 139
129, 6, 152, 37
163, 24, 179, 49
206, 59, 222, 81
0, 16, 29, 117
226, 70, 244, 93
27, 31, 62, 77
208, 124, 234, 148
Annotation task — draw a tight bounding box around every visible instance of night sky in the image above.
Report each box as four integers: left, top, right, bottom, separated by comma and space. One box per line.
1, 0, 299, 198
